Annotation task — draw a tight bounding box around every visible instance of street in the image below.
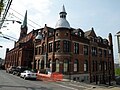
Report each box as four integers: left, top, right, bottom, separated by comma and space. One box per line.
0, 70, 88, 90
0, 70, 120, 90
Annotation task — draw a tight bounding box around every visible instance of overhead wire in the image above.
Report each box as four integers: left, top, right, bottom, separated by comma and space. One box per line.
10, 8, 41, 28
9, 12, 36, 28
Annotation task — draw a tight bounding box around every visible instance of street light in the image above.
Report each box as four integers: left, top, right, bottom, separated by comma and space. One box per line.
2, 20, 22, 24
0, 45, 3, 48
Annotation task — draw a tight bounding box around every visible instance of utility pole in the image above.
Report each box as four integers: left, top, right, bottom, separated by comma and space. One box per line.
0, 0, 13, 29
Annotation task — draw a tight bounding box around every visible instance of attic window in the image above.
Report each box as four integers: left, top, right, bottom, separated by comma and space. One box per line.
65, 32, 68, 36
103, 39, 108, 45
48, 32, 53, 36
56, 33, 59, 36
75, 32, 78, 35
78, 31, 82, 37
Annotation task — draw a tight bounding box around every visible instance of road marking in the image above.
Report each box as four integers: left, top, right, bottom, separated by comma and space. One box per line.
54, 83, 78, 90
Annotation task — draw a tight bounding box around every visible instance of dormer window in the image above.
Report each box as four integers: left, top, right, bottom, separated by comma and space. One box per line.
56, 33, 59, 36
75, 32, 77, 35
97, 36, 103, 43
78, 31, 82, 37
103, 39, 108, 45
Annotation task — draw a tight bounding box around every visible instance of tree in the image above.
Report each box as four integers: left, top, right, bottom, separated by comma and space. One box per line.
0, 0, 5, 17
115, 68, 120, 76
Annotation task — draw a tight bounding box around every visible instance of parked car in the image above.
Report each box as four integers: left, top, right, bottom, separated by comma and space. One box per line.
20, 70, 37, 80
115, 76, 120, 85
12, 66, 27, 76
6, 66, 16, 73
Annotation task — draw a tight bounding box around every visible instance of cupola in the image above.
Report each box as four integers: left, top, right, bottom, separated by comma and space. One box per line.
55, 5, 70, 29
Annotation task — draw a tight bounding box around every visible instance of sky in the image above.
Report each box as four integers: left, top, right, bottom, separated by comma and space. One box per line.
0, 0, 120, 63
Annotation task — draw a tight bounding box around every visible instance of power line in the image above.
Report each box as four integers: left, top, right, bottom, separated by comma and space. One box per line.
10, 8, 41, 27
9, 12, 36, 28
0, 33, 17, 41
0, 35, 16, 41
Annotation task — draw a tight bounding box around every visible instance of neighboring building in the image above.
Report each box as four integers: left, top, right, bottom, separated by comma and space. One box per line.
33, 5, 114, 83
4, 5, 115, 84
0, 58, 5, 69
116, 31, 120, 66
4, 11, 38, 69
114, 63, 120, 69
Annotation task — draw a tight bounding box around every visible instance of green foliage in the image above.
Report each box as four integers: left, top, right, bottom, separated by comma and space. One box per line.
115, 68, 120, 76
0, 0, 5, 16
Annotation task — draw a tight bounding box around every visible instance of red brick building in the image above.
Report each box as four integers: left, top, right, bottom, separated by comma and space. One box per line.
5, 6, 114, 84
33, 5, 114, 83
5, 11, 38, 69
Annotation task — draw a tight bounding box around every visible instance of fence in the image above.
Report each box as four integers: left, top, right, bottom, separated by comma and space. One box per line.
37, 72, 63, 81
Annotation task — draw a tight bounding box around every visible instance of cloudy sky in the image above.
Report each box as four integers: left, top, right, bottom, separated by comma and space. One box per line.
0, 0, 120, 63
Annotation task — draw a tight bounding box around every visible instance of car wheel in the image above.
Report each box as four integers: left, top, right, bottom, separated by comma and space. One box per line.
24, 76, 26, 80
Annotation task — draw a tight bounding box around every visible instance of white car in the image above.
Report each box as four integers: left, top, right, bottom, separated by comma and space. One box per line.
20, 70, 37, 80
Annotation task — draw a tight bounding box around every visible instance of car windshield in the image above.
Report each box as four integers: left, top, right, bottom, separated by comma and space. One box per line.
25, 70, 35, 73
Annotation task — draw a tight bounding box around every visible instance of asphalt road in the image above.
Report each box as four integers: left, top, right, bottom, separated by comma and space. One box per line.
0, 70, 88, 90
0, 70, 120, 90
0, 70, 75, 90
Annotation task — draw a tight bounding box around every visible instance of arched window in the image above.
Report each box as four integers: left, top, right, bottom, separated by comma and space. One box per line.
41, 60, 44, 69
47, 59, 51, 68
74, 59, 78, 72
38, 60, 41, 70
84, 60, 88, 72
64, 60, 68, 72
56, 60, 59, 72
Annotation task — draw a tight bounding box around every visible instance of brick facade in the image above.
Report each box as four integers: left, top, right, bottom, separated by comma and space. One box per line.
34, 25, 114, 83
4, 6, 114, 84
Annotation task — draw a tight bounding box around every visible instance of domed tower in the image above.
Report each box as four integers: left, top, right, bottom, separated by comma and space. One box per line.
55, 5, 70, 29
19, 11, 28, 40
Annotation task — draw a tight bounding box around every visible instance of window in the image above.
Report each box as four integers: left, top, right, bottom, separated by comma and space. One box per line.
41, 60, 44, 69
99, 49, 102, 57
54, 41, 60, 52
56, 60, 59, 72
65, 33, 68, 36
56, 33, 59, 36
104, 50, 107, 57
42, 44, 45, 54
84, 45, 88, 55
109, 50, 111, 55
99, 62, 102, 71
95, 61, 98, 71
74, 43, 79, 54
63, 40, 70, 52
78, 31, 82, 37
74, 59, 78, 72
104, 61, 107, 70
92, 60, 95, 72
91, 47, 97, 56
64, 60, 68, 72
48, 31, 53, 36
84, 60, 88, 72
35, 47, 37, 55
49, 43, 53, 52
47, 59, 51, 68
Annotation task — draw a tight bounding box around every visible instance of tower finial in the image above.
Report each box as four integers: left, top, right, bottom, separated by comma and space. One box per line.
62, 5, 66, 12
59, 5, 67, 19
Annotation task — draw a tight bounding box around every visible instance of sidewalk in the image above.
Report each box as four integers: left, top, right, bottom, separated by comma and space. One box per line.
63, 79, 120, 90
93, 87, 120, 90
